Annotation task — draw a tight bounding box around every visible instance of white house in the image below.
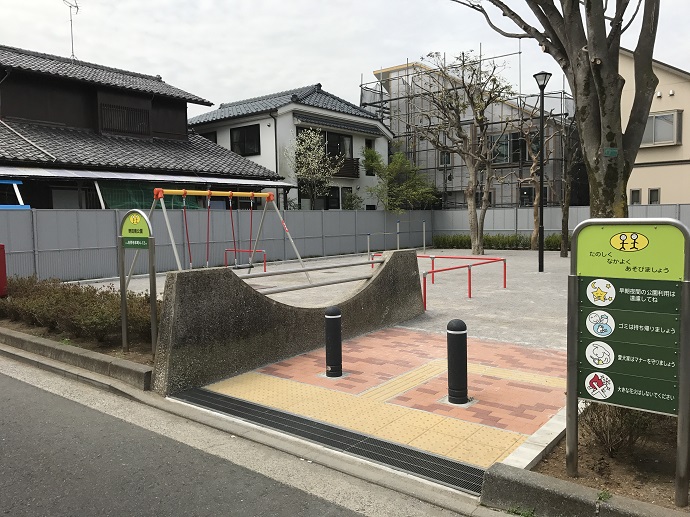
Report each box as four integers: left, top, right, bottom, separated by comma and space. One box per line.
189, 84, 393, 210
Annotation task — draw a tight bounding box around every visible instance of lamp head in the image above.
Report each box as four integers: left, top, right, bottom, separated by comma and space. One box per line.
533, 71, 552, 89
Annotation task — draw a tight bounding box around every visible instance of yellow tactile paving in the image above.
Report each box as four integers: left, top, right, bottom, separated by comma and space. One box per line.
467, 363, 565, 388
360, 360, 448, 401
206, 371, 527, 468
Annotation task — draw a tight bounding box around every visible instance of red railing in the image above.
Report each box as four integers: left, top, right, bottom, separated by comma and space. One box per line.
418, 255, 506, 310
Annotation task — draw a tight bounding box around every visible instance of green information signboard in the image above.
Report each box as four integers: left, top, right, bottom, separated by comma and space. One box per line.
120, 210, 152, 249
567, 218, 690, 505
574, 223, 685, 415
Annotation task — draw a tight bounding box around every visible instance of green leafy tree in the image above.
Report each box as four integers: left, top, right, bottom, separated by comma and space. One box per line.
363, 148, 437, 213
284, 128, 344, 209
342, 191, 364, 210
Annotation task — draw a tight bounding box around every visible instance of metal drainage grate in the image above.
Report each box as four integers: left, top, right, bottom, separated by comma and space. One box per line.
172, 388, 484, 495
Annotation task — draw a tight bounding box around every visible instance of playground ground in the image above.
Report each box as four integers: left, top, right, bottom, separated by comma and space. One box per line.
54, 249, 689, 511
103, 249, 569, 478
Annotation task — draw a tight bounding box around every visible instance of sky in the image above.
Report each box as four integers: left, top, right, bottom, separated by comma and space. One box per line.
3, 1, 689, 118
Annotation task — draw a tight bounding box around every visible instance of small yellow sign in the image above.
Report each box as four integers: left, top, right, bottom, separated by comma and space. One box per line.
120, 209, 151, 249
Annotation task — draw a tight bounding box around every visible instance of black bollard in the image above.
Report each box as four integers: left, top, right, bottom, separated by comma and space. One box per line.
447, 319, 468, 404
325, 306, 342, 377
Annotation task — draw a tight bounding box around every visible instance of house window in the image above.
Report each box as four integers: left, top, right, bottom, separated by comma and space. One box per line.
630, 189, 641, 205
365, 204, 377, 210
231, 124, 261, 156
648, 188, 660, 205
100, 104, 150, 136
200, 131, 217, 143
490, 132, 528, 164
439, 151, 452, 167
327, 186, 340, 209
642, 111, 682, 146
325, 131, 352, 159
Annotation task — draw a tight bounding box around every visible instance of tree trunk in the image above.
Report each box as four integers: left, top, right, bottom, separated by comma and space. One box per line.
561, 165, 573, 258
466, 176, 480, 255
531, 187, 540, 250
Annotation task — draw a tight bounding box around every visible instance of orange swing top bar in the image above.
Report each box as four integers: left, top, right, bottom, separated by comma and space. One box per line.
153, 188, 274, 202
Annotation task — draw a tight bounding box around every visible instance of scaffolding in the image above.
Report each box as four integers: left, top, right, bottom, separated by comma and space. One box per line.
359, 53, 578, 209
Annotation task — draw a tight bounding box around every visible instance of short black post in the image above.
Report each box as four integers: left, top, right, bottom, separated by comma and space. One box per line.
447, 319, 468, 404
325, 306, 342, 377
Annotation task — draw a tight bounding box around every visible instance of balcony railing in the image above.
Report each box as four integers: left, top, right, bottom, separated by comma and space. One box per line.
334, 158, 360, 178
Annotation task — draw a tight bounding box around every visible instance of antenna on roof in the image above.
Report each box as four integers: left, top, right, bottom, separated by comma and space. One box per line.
62, 0, 80, 62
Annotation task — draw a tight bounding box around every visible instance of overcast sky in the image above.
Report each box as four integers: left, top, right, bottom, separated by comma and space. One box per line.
3, 1, 688, 118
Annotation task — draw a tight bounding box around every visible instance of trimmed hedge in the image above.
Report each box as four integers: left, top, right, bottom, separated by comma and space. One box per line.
0, 276, 158, 345
433, 233, 568, 251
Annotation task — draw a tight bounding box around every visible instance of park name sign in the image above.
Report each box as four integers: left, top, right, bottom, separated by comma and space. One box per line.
566, 218, 690, 507
118, 209, 157, 354
121, 210, 151, 249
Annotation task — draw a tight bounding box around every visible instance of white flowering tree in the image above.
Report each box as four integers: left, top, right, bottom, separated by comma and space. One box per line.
285, 128, 344, 209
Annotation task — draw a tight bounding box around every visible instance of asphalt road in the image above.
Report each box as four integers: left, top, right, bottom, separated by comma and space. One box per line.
0, 357, 463, 517
0, 373, 362, 517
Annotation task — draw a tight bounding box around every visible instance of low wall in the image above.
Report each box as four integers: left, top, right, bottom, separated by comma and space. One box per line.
480, 463, 684, 517
153, 249, 424, 396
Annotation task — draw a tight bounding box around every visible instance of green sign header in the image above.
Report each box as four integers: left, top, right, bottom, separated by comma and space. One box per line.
120, 210, 152, 249
576, 223, 685, 281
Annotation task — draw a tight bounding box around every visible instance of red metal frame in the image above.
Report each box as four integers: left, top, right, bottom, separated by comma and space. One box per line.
224, 248, 267, 272
419, 255, 507, 309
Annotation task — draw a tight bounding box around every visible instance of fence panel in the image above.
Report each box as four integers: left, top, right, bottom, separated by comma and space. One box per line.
3, 205, 690, 281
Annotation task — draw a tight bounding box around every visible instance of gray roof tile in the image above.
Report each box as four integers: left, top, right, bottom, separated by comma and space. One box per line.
0, 45, 212, 106
0, 120, 278, 179
189, 84, 377, 125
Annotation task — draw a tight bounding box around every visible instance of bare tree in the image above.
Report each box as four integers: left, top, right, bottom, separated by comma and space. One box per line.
407, 52, 514, 254
510, 100, 557, 250
450, 0, 660, 218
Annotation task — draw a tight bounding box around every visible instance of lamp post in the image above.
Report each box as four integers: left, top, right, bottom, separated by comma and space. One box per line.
533, 71, 552, 273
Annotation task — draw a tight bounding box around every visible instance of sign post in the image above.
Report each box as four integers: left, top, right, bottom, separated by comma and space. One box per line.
119, 210, 157, 354
566, 218, 690, 506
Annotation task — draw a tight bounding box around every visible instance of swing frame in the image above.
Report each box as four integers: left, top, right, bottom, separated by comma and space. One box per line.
123, 188, 312, 286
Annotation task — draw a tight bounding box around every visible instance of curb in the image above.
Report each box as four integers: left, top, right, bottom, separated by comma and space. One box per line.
0, 327, 152, 390
481, 463, 686, 517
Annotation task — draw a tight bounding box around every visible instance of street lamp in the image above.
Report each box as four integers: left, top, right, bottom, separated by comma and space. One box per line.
534, 71, 552, 273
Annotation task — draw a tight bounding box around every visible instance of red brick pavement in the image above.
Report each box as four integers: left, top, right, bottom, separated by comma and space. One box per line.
257, 327, 566, 434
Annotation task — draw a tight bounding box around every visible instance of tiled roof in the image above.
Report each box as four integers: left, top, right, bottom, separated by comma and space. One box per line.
0, 120, 278, 179
0, 45, 212, 106
189, 84, 377, 125
293, 113, 384, 136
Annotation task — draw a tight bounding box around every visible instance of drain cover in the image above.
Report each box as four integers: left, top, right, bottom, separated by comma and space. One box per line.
173, 388, 484, 495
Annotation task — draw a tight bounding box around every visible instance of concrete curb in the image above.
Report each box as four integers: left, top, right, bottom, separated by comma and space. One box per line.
481, 463, 686, 517
0, 327, 152, 390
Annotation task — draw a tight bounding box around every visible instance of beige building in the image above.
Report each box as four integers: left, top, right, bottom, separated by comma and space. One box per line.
621, 49, 690, 205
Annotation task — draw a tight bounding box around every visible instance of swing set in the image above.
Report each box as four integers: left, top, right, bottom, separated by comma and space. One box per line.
125, 188, 311, 289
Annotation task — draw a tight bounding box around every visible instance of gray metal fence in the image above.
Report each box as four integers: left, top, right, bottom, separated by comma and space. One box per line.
3, 205, 689, 281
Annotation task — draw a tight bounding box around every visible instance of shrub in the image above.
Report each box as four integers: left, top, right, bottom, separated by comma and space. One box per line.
3, 276, 159, 345
434, 233, 531, 250
579, 402, 666, 457
433, 232, 571, 251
